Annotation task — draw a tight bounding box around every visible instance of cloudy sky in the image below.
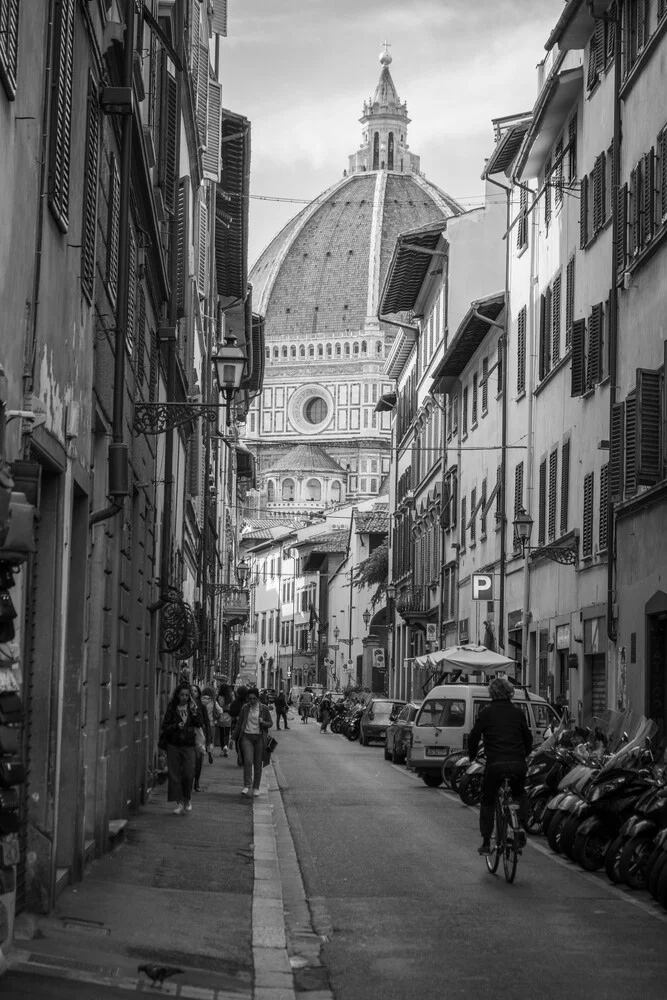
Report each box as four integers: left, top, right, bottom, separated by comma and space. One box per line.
219, 0, 562, 266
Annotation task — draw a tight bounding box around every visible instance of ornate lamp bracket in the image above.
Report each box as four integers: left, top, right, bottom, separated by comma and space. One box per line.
528, 539, 579, 566
133, 402, 222, 435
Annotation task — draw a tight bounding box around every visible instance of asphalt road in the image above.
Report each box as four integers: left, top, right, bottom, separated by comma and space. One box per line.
275, 721, 667, 1000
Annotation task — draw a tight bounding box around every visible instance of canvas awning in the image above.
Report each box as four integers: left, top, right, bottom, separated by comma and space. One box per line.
413, 644, 515, 671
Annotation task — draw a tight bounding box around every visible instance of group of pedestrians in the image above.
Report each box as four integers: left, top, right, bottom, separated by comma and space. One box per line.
159, 679, 281, 814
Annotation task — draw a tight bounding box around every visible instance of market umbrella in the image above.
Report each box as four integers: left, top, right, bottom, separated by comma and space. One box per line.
413, 644, 515, 672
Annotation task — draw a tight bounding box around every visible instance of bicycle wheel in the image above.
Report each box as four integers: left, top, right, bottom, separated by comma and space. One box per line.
502, 808, 520, 883
485, 800, 502, 875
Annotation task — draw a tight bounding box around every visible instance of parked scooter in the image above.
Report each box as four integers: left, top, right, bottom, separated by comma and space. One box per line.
457, 753, 486, 806
604, 777, 667, 887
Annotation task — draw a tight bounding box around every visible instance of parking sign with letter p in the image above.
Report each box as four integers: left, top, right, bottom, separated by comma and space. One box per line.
472, 573, 494, 601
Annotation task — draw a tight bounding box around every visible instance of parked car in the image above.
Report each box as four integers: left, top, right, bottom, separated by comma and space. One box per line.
384, 700, 422, 764
359, 699, 406, 746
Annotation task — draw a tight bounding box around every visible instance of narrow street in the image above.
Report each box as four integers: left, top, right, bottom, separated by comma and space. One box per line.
274, 725, 667, 1000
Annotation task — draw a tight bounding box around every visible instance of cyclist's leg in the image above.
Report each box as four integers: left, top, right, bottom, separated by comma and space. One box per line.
508, 763, 528, 828
479, 766, 503, 850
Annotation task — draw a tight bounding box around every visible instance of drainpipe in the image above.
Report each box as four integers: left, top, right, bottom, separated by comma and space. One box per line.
89, 1, 136, 524
607, 5, 622, 644
520, 204, 539, 686
481, 174, 512, 654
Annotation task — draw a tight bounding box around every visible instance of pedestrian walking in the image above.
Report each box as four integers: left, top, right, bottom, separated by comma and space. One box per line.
216, 682, 234, 756
274, 690, 289, 730
159, 682, 204, 815
200, 687, 222, 763
319, 692, 332, 733
298, 688, 313, 723
230, 686, 273, 797
190, 685, 211, 792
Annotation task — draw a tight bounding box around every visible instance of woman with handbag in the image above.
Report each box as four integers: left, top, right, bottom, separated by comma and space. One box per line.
190, 684, 211, 792
230, 687, 273, 797
159, 682, 204, 814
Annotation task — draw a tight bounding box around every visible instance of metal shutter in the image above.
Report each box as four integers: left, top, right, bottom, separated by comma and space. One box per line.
81, 74, 99, 302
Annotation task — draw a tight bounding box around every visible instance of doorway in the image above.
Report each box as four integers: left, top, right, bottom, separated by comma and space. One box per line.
647, 612, 667, 743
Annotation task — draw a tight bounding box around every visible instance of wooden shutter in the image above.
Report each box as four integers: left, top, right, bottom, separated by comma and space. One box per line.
176, 179, 190, 318
560, 440, 570, 534
517, 306, 526, 394
160, 70, 178, 214
538, 459, 547, 545
551, 274, 561, 363
554, 138, 563, 206
469, 488, 476, 542
616, 183, 627, 274
568, 112, 577, 180
202, 79, 222, 181
538, 293, 546, 380
548, 450, 558, 541
127, 232, 137, 354
565, 256, 575, 350
544, 285, 552, 375
149, 326, 159, 402
579, 176, 588, 248
496, 464, 502, 520
606, 3, 617, 60
211, 0, 228, 35
587, 33, 599, 89
644, 147, 655, 242
630, 165, 639, 255
599, 463, 609, 550
0, 0, 20, 99
593, 154, 604, 233
587, 303, 603, 389
136, 285, 146, 385
81, 74, 99, 302
594, 14, 605, 72
660, 129, 667, 220
637, 0, 647, 50
462, 387, 468, 436
571, 318, 586, 396
636, 368, 662, 484
107, 154, 120, 301
480, 478, 487, 536
660, 0, 667, 21
481, 357, 488, 414
582, 472, 594, 556
48, 0, 75, 231
197, 43, 209, 150
544, 156, 552, 229
609, 401, 625, 501
460, 496, 466, 549
625, 393, 638, 495
471, 374, 478, 424
517, 186, 528, 249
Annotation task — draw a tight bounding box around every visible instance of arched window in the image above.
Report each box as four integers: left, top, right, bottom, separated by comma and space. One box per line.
309, 345, 315, 358
331, 481, 341, 503
373, 132, 379, 170
282, 479, 295, 501
388, 132, 394, 170
282, 346, 288, 358
265, 347, 270, 359
361, 340, 367, 354
291, 345, 296, 357
335, 343, 341, 356
300, 345, 306, 357
326, 344, 332, 357
353, 342, 359, 355
317, 345, 323, 357
306, 479, 321, 501
273, 347, 279, 359
344, 343, 350, 356
267, 481, 275, 502
376, 340, 383, 355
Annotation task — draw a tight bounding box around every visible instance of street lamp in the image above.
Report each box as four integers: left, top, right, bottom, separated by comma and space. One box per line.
333, 626, 340, 641
362, 608, 371, 630
236, 556, 250, 587
213, 335, 248, 426
512, 507, 579, 565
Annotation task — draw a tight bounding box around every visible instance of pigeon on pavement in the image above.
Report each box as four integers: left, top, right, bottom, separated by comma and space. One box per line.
137, 963, 184, 987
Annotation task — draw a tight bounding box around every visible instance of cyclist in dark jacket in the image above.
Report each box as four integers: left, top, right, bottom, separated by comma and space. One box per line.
468, 677, 533, 856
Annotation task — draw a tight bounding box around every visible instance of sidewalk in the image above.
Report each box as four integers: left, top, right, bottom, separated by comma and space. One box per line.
6, 752, 261, 997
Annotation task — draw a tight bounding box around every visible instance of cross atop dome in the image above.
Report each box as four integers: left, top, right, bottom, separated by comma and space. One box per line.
347, 46, 420, 176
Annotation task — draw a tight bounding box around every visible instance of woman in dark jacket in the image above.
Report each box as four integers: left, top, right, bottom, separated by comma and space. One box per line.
160, 682, 203, 815
231, 686, 273, 797
190, 684, 211, 792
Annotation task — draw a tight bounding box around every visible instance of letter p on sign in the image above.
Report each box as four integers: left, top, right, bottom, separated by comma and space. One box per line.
472, 573, 494, 602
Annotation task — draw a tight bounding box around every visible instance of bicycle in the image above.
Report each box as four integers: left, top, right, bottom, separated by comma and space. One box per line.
485, 774, 524, 883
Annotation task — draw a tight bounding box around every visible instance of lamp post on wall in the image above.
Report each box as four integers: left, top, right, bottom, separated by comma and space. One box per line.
362, 608, 371, 630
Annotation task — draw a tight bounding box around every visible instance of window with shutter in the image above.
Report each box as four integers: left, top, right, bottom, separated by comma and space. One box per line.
460, 496, 466, 550
606, 3, 617, 60
630, 163, 641, 255
580, 176, 588, 248
582, 472, 594, 556
136, 285, 146, 385
197, 42, 209, 150
548, 450, 558, 541
513, 461, 523, 552
159, 70, 178, 215
497, 340, 504, 397
470, 488, 476, 543
570, 318, 586, 396
480, 478, 487, 536
127, 232, 137, 354
625, 392, 638, 496
599, 463, 609, 550
544, 156, 552, 229
517, 186, 528, 249
176, 179, 190, 318
48, 0, 75, 231
554, 138, 563, 207
587, 33, 599, 90
450, 470, 458, 529
471, 374, 478, 426
203, 79, 222, 181
552, 274, 561, 363
560, 439, 570, 534
643, 147, 655, 242
481, 358, 488, 414
660, 129, 667, 220
107, 155, 121, 303
496, 464, 502, 520
462, 387, 468, 436
211, 0, 228, 35
538, 293, 546, 380
617, 182, 628, 274
149, 326, 159, 401
595, 15, 606, 73
452, 393, 458, 434
565, 256, 575, 350
587, 302, 603, 389
81, 74, 99, 303
660, 0, 667, 21
636, 368, 662, 484
197, 194, 208, 296
568, 112, 577, 181
593, 153, 605, 234
517, 306, 526, 395
538, 459, 547, 545
609, 401, 625, 500
0, 0, 20, 99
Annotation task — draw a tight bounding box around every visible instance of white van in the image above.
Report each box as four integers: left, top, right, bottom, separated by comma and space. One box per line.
408, 681, 558, 787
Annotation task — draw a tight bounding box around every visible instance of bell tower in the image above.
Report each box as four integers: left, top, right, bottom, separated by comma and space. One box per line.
348, 43, 421, 175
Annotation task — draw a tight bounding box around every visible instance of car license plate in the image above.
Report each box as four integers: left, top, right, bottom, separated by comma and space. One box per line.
425, 747, 449, 757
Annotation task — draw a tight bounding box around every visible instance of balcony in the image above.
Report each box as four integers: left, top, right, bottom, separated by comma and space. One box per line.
222, 588, 250, 626
395, 585, 431, 623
